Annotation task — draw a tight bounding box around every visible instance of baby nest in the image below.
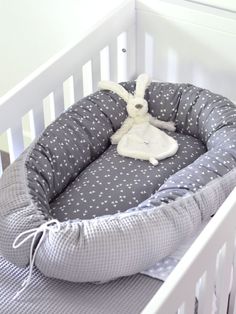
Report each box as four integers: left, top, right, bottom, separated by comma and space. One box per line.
0, 81, 236, 284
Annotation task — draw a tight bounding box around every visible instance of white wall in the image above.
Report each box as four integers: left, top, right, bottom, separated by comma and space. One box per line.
0, 0, 125, 97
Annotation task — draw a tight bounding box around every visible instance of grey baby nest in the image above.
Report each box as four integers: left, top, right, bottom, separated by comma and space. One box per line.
0, 81, 236, 284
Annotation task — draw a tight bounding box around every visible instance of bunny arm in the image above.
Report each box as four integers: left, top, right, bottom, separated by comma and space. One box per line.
110, 117, 134, 144
149, 115, 176, 132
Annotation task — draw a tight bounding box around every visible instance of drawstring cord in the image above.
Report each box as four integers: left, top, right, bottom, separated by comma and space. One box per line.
12, 219, 61, 300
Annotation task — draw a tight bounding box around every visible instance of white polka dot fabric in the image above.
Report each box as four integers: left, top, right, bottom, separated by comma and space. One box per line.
1, 81, 236, 284
49, 132, 205, 221
142, 257, 179, 281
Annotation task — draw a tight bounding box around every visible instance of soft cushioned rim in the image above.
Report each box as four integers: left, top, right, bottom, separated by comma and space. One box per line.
0, 81, 236, 283
34, 169, 236, 282
0, 145, 46, 267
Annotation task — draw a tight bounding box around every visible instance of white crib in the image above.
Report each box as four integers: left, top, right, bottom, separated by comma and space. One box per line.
0, 0, 236, 313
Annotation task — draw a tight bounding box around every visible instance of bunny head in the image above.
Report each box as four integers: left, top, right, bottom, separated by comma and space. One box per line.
98, 73, 151, 118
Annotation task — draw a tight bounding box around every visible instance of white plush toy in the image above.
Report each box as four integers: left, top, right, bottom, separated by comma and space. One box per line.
98, 74, 178, 166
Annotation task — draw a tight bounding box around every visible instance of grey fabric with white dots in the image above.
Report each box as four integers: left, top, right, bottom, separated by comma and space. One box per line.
0, 81, 236, 283
49, 133, 205, 221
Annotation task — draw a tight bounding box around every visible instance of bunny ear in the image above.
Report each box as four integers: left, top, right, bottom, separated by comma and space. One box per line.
98, 81, 130, 103
135, 73, 151, 98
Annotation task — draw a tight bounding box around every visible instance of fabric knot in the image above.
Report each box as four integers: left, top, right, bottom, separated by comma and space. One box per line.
12, 219, 60, 300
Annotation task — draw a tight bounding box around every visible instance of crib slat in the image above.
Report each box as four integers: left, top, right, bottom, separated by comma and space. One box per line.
53, 85, 65, 118
7, 125, 24, 162
136, 30, 145, 75
73, 72, 84, 102
217, 240, 234, 314
228, 237, 236, 314
43, 93, 56, 127
27, 110, 36, 142
63, 76, 75, 109
92, 55, 101, 92
145, 32, 154, 78
100, 46, 110, 81
32, 103, 45, 137
117, 32, 128, 82
197, 267, 215, 314
177, 303, 185, 314
82, 61, 93, 97
109, 40, 118, 82
127, 26, 136, 80
183, 293, 196, 314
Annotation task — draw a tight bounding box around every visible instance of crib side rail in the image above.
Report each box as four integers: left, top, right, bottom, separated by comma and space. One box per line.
142, 187, 236, 314
136, 0, 236, 103
0, 0, 136, 174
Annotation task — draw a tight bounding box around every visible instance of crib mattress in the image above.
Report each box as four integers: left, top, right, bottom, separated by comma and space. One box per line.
50, 132, 206, 221
0, 255, 162, 314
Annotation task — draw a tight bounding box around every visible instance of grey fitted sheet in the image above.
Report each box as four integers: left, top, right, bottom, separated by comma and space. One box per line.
0, 255, 162, 314
49, 132, 206, 221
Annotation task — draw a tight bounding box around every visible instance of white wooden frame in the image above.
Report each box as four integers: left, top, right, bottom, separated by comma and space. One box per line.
0, 0, 136, 170
142, 187, 236, 314
0, 0, 236, 313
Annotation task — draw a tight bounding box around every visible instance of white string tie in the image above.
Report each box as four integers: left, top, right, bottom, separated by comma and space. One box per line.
12, 219, 60, 300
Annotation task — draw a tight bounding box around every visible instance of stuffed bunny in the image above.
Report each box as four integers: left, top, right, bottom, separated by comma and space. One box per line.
98, 74, 178, 166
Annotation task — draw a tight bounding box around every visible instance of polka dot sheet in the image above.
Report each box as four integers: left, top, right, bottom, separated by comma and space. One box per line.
49, 132, 206, 221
